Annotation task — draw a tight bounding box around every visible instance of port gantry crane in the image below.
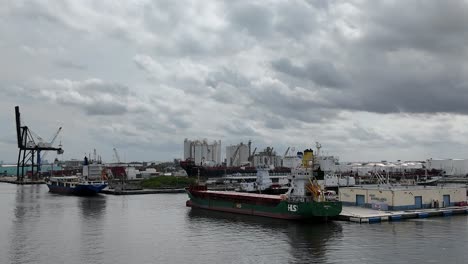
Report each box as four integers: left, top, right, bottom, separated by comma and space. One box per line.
15, 106, 64, 182
39, 126, 62, 169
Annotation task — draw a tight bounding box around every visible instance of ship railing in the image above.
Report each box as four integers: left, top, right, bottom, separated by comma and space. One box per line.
188, 185, 207, 191
287, 196, 314, 203
86, 180, 107, 185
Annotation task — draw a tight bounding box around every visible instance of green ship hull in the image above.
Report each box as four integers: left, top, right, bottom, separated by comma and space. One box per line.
186, 189, 342, 221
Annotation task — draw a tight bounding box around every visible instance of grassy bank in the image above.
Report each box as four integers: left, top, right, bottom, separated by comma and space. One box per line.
140, 176, 195, 189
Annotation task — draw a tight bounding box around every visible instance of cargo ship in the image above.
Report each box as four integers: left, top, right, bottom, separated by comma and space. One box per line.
186, 149, 342, 221
46, 157, 107, 196
46, 176, 107, 195
181, 145, 292, 177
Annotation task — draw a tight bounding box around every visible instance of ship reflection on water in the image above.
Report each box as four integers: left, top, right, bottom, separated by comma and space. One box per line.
78, 195, 107, 220
77, 196, 107, 264
187, 208, 344, 263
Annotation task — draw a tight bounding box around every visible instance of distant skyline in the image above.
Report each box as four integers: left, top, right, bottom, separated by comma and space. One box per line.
2, 1, 468, 163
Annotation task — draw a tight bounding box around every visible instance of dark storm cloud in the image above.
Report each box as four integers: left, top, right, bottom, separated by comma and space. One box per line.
81, 102, 128, 116
227, 3, 274, 38
5, 0, 468, 162
7, 79, 146, 116
362, 1, 468, 54
203, 67, 341, 124
223, 120, 258, 137
206, 68, 252, 104
263, 117, 285, 130
78, 80, 130, 96
306, 0, 330, 10
55, 60, 87, 70
205, 68, 250, 89
266, 0, 468, 115
274, 1, 318, 38
348, 123, 384, 141
9, 1, 63, 25
272, 58, 347, 88
352, 1, 468, 114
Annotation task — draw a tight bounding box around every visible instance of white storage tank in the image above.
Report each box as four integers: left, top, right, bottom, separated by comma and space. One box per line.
226, 143, 250, 166
183, 139, 222, 166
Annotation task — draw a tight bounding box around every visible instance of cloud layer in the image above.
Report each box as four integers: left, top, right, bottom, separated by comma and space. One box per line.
1, 0, 468, 162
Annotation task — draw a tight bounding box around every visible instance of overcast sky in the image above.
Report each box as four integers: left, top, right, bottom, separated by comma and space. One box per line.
2, 0, 468, 163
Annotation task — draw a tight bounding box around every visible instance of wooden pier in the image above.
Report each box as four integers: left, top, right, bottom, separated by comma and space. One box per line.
339, 205, 468, 223
0, 177, 45, 185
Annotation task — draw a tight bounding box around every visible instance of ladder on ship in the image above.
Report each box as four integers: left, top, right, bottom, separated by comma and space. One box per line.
372, 171, 388, 185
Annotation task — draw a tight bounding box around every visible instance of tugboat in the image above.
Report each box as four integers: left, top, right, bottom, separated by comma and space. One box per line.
46, 157, 107, 196
186, 148, 342, 221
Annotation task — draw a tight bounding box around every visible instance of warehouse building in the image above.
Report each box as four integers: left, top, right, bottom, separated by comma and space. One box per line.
339, 185, 466, 210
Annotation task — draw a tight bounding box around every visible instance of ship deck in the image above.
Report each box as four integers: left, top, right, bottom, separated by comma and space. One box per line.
203, 190, 282, 200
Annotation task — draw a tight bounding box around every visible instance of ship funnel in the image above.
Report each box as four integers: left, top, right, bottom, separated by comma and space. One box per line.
302, 149, 314, 167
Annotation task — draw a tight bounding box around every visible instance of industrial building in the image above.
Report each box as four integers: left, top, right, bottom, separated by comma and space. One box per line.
427, 158, 468, 176
183, 139, 222, 166
252, 147, 282, 167
339, 185, 467, 210
226, 142, 250, 166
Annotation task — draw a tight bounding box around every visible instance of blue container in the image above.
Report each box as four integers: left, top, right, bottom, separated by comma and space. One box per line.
443, 211, 453, 216
368, 217, 381, 223
418, 212, 429, 218
390, 215, 402, 221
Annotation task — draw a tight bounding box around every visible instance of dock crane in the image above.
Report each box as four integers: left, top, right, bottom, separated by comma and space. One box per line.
15, 106, 63, 181
39, 127, 63, 165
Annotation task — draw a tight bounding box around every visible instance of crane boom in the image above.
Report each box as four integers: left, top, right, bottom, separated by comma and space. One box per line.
41, 127, 63, 161
50, 127, 62, 145
113, 148, 121, 163
231, 144, 241, 166
283, 147, 290, 157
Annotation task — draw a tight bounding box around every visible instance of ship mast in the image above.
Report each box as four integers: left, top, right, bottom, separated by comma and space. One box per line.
315, 141, 322, 169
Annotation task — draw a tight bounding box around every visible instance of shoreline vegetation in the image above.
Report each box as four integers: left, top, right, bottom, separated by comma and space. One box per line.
140, 176, 195, 189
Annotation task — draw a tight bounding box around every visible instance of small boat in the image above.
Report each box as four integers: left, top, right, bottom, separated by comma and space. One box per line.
416, 176, 442, 186
46, 176, 107, 195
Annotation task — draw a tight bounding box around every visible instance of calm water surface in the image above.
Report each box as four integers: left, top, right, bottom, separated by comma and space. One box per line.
0, 184, 467, 264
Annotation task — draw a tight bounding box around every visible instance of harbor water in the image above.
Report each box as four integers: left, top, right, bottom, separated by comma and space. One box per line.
0, 184, 466, 264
